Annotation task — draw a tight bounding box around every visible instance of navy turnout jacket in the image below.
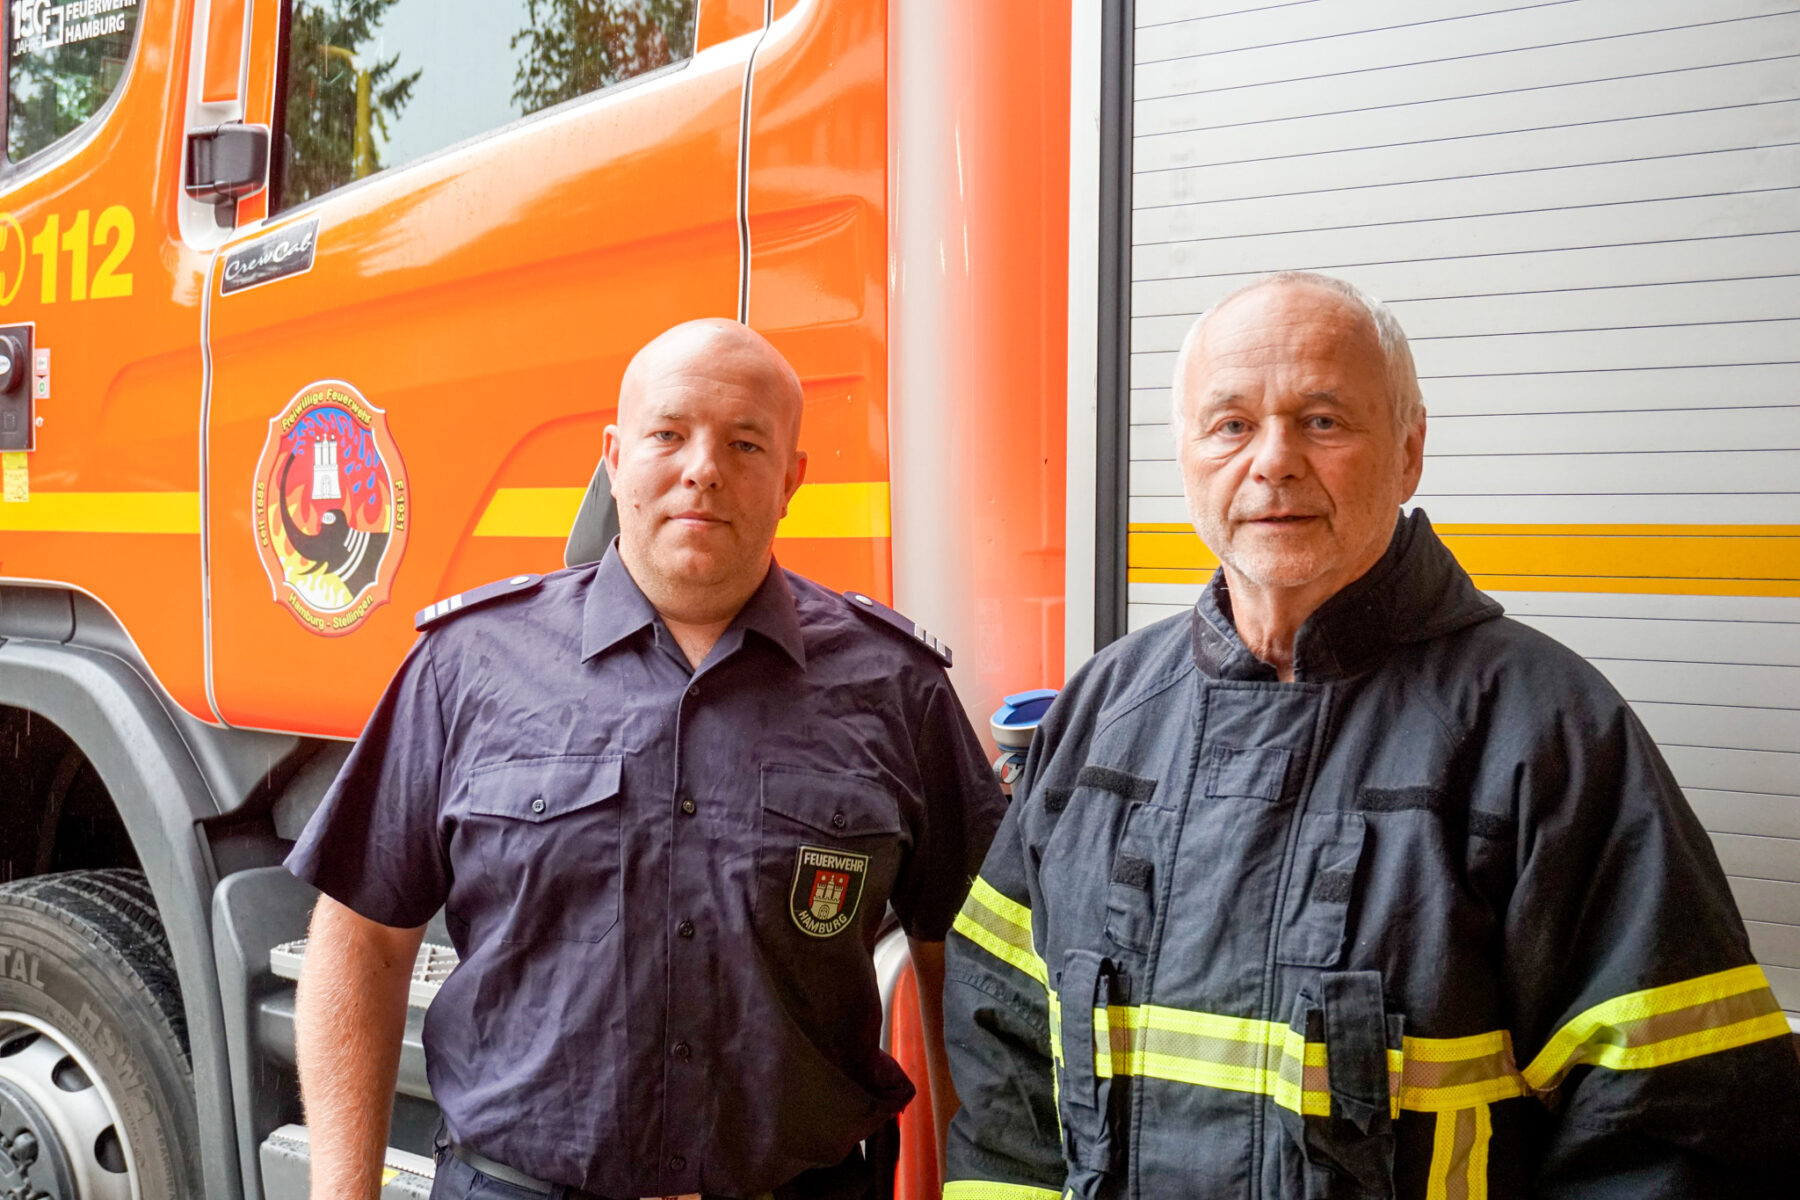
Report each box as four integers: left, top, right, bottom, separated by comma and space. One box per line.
944, 512, 1800, 1200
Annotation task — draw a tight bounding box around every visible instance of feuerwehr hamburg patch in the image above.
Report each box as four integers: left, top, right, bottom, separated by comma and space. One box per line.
789, 846, 869, 938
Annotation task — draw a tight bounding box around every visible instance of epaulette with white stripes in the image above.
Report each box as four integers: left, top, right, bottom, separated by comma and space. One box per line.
842, 590, 953, 667
415, 573, 543, 630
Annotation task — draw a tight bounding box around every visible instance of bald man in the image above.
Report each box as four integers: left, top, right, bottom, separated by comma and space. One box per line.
290, 321, 1005, 1200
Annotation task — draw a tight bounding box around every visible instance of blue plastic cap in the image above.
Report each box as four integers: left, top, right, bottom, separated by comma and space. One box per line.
991, 688, 1059, 750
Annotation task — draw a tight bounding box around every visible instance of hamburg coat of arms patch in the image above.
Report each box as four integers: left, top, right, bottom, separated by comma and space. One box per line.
789, 846, 870, 938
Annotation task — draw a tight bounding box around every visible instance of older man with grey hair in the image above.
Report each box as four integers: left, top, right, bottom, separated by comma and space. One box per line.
942, 271, 1800, 1200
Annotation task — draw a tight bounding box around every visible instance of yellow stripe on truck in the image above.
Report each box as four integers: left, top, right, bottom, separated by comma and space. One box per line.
1128, 523, 1800, 597
474, 482, 892, 540
0, 484, 891, 540
0, 492, 200, 534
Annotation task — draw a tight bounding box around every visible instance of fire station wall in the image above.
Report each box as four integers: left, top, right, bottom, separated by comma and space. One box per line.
1119, 1, 1800, 1016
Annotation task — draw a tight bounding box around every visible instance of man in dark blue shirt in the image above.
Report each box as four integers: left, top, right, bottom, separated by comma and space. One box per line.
289, 319, 1006, 1200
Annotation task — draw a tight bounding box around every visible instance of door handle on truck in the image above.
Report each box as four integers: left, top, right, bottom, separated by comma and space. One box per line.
184, 124, 270, 228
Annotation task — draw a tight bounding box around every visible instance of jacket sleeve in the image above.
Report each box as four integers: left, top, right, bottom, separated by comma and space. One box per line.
1500, 681, 1800, 1195
943, 738, 1065, 1200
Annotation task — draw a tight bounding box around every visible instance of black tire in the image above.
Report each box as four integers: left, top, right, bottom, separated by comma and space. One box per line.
0, 869, 201, 1198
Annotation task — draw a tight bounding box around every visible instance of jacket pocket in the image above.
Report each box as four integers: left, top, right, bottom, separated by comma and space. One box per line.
1055, 950, 1121, 1200
1277, 971, 1404, 1199
1276, 812, 1366, 968
465, 754, 623, 943
1104, 801, 1172, 954
759, 763, 901, 941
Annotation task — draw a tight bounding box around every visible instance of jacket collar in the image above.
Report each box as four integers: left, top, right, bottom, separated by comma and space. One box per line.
1190, 509, 1502, 682
581, 542, 806, 669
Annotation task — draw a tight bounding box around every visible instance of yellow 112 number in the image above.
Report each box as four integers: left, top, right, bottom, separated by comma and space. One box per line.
0, 206, 134, 305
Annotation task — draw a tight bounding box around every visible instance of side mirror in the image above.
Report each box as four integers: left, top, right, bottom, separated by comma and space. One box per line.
184, 124, 270, 228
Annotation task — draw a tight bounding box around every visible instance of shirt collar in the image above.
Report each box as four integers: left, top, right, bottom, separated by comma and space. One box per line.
581, 542, 807, 669
581, 542, 659, 661
730, 559, 808, 668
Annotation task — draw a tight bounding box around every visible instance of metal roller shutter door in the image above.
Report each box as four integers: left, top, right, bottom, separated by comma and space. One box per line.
1123, 0, 1800, 1015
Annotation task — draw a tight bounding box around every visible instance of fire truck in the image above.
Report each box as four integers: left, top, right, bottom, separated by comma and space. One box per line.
0, 0, 1794, 1197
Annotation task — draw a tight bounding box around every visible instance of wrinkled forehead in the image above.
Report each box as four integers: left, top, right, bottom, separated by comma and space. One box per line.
1187, 284, 1386, 400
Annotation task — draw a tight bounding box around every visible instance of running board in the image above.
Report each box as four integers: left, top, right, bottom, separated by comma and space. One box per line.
269, 938, 459, 1009
260, 1124, 434, 1199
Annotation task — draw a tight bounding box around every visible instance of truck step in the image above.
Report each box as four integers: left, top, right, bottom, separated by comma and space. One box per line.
269, 938, 459, 1009
260, 1124, 433, 1199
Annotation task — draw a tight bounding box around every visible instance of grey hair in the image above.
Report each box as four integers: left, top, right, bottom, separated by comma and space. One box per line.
1169, 271, 1425, 436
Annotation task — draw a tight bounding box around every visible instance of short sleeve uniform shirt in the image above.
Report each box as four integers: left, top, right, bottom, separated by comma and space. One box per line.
286, 547, 1006, 1198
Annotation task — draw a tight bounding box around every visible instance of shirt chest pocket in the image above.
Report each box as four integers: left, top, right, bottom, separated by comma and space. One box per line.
464, 754, 624, 944
758, 764, 902, 940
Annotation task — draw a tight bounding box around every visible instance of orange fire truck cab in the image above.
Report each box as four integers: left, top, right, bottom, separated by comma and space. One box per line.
0, 1, 1069, 1196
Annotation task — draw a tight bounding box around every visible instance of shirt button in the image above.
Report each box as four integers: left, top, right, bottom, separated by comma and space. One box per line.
673, 1041, 691, 1060
687, 683, 700, 699
680, 797, 696, 815
669, 1156, 686, 1172
678, 920, 695, 938
831, 811, 847, 829
530, 797, 546, 814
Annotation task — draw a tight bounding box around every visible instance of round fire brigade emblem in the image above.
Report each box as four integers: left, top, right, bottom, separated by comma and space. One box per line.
789, 846, 869, 938
251, 380, 409, 637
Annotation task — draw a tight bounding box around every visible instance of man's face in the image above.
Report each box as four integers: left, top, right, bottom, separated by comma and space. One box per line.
605, 338, 806, 612
1175, 283, 1424, 601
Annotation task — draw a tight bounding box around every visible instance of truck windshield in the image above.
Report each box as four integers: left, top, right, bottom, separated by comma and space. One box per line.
277, 0, 698, 211
6, 0, 140, 162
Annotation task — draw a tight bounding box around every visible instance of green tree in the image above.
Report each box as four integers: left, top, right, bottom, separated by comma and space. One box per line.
281, 0, 421, 206
510, 0, 696, 115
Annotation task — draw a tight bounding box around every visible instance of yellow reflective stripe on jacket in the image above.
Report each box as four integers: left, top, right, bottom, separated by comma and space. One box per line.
1521, 964, 1789, 1091
1399, 1030, 1528, 1111
1056, 996, 1524, 1116
1089, 1001, 1293, 1102
953, 877, 1048, 986
1425, 1104, 1493, 1200
942, 1182, 1063, 1200
1083, 1002, 1408, 1117
1047, 966, 1784, 1118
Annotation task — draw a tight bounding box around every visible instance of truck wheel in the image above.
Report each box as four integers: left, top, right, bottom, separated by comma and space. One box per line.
0, 870, 201, 1198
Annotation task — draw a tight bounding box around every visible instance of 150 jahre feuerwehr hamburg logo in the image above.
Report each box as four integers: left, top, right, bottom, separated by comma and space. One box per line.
252, 380, 408, 636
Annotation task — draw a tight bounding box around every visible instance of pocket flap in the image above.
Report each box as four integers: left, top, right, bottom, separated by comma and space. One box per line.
761, 764, 901, 836
1276, 811, 1366, 968
467, 754, 622, 822
1204, 746, 1290, 800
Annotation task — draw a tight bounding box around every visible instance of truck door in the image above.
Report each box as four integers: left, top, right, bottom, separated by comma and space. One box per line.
202, 0, 756, 735
0, 0, 222, 716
